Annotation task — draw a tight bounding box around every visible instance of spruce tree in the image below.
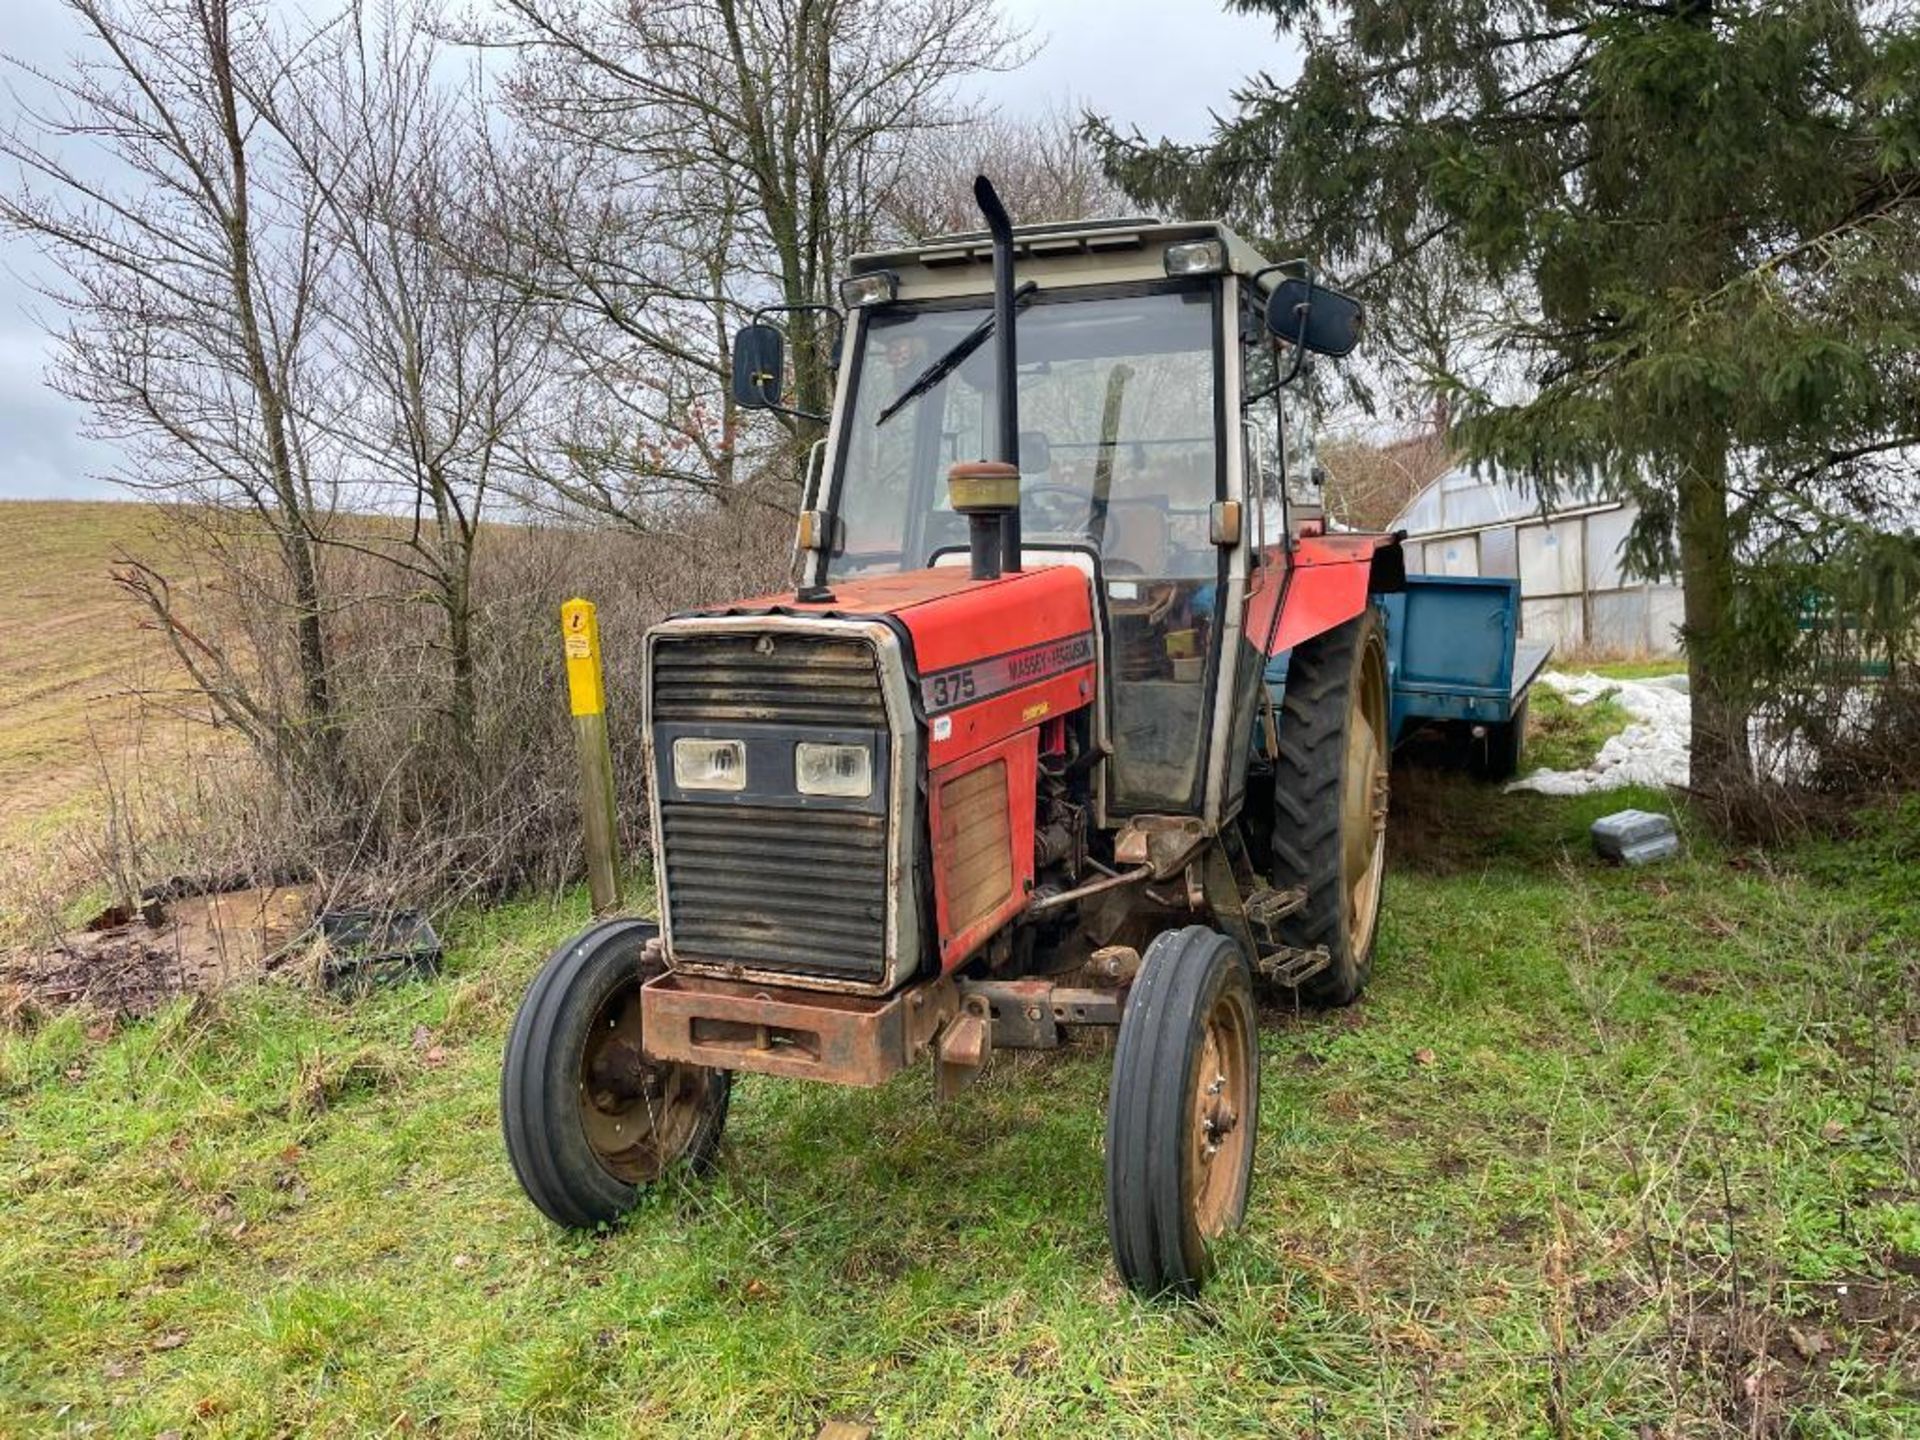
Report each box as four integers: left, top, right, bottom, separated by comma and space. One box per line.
1098, 1, 1920, 793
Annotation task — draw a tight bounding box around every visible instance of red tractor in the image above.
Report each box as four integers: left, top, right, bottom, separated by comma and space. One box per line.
502, 179, 1403, 1297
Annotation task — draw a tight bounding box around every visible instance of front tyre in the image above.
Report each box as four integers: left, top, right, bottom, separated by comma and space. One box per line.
1105, 926, 1260, 1298
501, 918, 729, 1227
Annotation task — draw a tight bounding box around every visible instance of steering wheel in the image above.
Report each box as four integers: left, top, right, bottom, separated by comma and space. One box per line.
1021, 481, 1100, 535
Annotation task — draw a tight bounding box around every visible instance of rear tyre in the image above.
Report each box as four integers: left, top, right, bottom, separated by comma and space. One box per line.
501, 918, 729, 1228
1471, 696, 1528, 782
1271, 608, 1390, 1005
1106, 926, 1259, 1298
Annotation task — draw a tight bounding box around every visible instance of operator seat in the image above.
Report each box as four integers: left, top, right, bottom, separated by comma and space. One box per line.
1099, 501, 1171, 578
1019, 429, 1052, 478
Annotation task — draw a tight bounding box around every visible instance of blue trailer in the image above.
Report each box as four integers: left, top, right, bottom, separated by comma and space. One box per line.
1267, 573, 1552, 780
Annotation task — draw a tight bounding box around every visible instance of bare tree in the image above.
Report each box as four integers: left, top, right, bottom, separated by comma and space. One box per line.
886, 103, 1129, 240
490, 134, 756, 523
1318, 422, 1453, 532
1, 0, 348, 797
2, 0, 1044, 906
271, 7, 557, 779
480, 0, 1025, 525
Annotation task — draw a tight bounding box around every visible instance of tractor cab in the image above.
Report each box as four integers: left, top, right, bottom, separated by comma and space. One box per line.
780, 217, 1356, 824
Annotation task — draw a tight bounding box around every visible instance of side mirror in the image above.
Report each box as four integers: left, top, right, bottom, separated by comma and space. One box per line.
731, 324, 785, 409
1265, 278, 1364, 358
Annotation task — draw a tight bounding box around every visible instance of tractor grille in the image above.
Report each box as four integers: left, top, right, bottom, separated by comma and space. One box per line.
651, 632, 891, 983
651, 633, 887, 729
658, 804, 887, 978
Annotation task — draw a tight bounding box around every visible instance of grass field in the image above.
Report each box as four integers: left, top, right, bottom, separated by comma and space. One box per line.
1578, 658, 1689, 682
0, 500, 179, 847
4, 759, 1917, 1437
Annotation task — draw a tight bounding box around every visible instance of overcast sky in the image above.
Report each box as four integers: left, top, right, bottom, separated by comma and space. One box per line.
0, 0, 1298, 501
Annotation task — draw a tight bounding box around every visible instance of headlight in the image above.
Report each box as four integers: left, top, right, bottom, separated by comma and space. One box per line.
1163, 239, 1226, 276
795, 741, 873, 798
673, 737, 746, 791
839, 271, 898, 308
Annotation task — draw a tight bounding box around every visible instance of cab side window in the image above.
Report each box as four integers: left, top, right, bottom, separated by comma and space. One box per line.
1241, 297, 1286, 548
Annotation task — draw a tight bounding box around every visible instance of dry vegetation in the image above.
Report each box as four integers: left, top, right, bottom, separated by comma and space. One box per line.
0, 496, 791, 947
1319, 427, 1451, 532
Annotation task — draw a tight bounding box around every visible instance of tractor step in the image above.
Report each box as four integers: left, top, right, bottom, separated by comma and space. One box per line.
1243, 884, 1308, 953
1255, 944, 1331, 988
1244, 883, 1329, 988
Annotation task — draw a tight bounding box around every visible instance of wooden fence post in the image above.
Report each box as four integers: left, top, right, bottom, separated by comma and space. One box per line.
562, 598, 622, 915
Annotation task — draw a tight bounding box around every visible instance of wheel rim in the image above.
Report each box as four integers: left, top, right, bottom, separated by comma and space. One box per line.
1341, 638, 1390, 953
576, 976, 704, 1184
1185, 983, 1255, 1238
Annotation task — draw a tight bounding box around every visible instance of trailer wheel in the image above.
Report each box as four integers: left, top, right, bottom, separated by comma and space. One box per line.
1270, 607, 1389, 1005
1105, 926, 1259, 1298
501, 918, 729, 1228
1471, 696, 1528, 782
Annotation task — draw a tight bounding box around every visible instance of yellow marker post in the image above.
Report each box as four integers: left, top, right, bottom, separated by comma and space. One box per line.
562, 598, 622, 914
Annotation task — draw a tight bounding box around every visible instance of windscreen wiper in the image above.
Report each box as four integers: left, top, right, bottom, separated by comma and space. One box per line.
875, 281, 1039, 427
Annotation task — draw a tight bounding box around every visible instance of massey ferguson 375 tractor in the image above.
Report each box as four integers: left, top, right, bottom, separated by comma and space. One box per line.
502, 178, 1405, 1297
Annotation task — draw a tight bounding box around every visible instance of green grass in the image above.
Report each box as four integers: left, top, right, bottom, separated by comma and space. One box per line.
4, 787, 1919, 1437
1527, 682, 1636, 773
1577, 658, 1688, 681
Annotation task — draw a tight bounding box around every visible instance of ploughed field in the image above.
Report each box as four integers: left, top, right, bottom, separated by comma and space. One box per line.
3, 775, 1918, 1436
0, 500, 184, 848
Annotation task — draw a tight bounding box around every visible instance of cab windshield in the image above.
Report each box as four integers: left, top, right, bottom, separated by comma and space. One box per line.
827, 284, 1224, 811
828, 285, 1219, 581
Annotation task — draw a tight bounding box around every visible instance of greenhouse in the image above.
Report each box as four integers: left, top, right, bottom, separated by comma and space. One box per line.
1390, 465, 1684, 657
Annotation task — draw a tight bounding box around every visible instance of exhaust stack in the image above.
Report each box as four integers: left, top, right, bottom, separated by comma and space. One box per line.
973, 175, 1021, 575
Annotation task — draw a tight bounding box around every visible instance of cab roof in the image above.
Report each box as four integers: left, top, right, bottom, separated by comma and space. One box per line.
848, 217, 1287, 304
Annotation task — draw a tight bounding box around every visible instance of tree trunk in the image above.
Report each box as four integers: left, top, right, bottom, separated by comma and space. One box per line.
1675, 430, 1752, 795
428, 470, 481, 783
285, 532, 341, 785
447, 562, 479, 781
207, 0, 343, 799
1669, 0, 1749, 799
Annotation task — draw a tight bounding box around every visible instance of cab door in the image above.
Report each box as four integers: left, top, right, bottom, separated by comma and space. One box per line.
1209, 278, 1289, 824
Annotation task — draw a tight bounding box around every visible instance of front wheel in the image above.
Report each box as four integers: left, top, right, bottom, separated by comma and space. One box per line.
501, 918, 730, 1227
1105, 926, 1260, 1298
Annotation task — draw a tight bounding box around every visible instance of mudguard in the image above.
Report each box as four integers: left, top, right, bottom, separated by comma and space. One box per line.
1253, 532, 1405, 657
